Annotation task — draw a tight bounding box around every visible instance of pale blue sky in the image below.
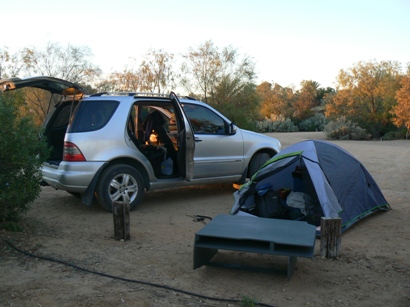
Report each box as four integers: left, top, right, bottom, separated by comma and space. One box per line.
1, 0, 409, 89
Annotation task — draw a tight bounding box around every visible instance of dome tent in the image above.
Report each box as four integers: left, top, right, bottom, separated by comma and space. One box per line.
231, 140, 390, 233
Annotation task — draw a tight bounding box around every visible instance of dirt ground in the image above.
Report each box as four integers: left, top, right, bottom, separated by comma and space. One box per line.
1, 132, 409, 307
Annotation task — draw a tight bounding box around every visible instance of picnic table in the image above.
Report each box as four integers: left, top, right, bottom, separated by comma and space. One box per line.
193, 214, 317, 279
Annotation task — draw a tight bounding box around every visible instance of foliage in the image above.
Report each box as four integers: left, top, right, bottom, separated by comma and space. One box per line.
292, 80, 320, 120
2, 42, 410, 139
20, 41, 101, 84
256, 117, 298, 132
180, 40, 221, 103
98, 67, 141, 92
0, 94, 50, 228
96, 49, 176, 93
180, 40, 261, 128
327, 60, 402, 138
0, 46, 26, 78
324, 117, 371, 140
240, 294, 259, 307
258, 80, 335, 125
213, 82, 260, 130
391, 75, 410, 139
257, 82, 295, 120
139, 49, 176, 93
382, 128, 407, 140
299, 113, 327, 131
180, 40, 256, 102
1, 42, 101, 125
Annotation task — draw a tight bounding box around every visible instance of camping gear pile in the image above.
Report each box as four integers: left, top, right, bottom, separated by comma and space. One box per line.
231, 140, 390, 233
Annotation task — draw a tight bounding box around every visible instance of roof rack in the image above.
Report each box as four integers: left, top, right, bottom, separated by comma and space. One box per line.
89, 92, 169, 98
133, 92, 168, 98
90, 92, 137, 97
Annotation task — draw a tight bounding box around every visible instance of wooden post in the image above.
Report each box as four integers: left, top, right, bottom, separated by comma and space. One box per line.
113, 201, 130, 241
320, 217, 342, 258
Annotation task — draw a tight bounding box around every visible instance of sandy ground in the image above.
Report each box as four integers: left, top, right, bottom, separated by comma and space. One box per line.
0, 132, 409, 307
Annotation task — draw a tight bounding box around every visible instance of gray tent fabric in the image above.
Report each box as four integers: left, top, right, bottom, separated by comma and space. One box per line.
231, 140, 390, 233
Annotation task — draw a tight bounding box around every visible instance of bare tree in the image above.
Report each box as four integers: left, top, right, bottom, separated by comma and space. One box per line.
1, 42, 101, 124
139, 49, 175, 93
97, 49, 175, 93
180, 40, 222, 103
0, 47, 27, 78
180, 40, 256, 106
21, 41, 101, 84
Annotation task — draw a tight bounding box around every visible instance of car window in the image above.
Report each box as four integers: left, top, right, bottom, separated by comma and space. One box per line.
182, 103, 226, 134
68, 100, 119, 133
52, 104, 74, 129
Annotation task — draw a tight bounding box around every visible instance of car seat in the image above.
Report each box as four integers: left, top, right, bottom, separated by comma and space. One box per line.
142, 111, 166, 142
142, 111, 178, 175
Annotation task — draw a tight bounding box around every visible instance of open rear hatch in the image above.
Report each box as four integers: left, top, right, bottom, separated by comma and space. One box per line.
0, 76, 87, 163
1, 76, 86, 96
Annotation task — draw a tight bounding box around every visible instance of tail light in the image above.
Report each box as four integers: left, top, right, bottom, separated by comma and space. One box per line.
63, 142, 86, 161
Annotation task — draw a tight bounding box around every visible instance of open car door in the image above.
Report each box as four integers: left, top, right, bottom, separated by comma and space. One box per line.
169, 92, 195, 180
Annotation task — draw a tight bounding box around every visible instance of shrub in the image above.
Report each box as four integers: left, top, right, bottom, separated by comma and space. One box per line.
324, 117, 371, 140
0, 94, 50, 229
382, 128, 407, 140
256, 118, 298, 132
299, 114, 327, 131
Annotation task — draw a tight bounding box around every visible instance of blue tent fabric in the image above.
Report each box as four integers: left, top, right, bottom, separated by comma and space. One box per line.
231, 140, 390, 233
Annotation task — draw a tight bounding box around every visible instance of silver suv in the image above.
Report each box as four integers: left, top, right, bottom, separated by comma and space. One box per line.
1, 76, 281, 211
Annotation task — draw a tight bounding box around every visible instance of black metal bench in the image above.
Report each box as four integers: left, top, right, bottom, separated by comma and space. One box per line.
193, 214, 317, 279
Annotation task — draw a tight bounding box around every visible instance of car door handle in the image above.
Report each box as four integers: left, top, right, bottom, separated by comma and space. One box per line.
195, 137, 202, 142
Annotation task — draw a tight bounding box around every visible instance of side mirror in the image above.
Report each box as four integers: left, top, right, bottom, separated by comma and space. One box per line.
228, 123, 237, 135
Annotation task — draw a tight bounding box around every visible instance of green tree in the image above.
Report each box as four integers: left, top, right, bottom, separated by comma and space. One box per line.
214, 81, 260, 130
0, 93, 50, 228
333, 60, 402, 138
317, 86, 336, 103
181, 40, 259, 128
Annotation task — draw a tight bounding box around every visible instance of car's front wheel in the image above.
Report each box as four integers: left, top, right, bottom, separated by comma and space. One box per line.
95, 164, 144, 212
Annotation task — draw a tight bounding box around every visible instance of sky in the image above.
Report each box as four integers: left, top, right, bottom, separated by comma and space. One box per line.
1, 0, 409, 90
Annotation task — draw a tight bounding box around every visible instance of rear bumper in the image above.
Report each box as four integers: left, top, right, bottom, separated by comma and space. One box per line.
41, 161, 105, 193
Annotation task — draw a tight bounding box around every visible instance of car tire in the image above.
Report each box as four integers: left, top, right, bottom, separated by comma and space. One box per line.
95, 164, 144, 212
249, 152, 271, 178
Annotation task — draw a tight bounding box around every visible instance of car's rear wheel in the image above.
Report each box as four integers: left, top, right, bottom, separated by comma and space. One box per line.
249, 152, 272, 178
95, 164, 144, 212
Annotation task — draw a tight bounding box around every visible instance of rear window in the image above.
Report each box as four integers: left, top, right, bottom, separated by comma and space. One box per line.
68, 100, 119, 133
